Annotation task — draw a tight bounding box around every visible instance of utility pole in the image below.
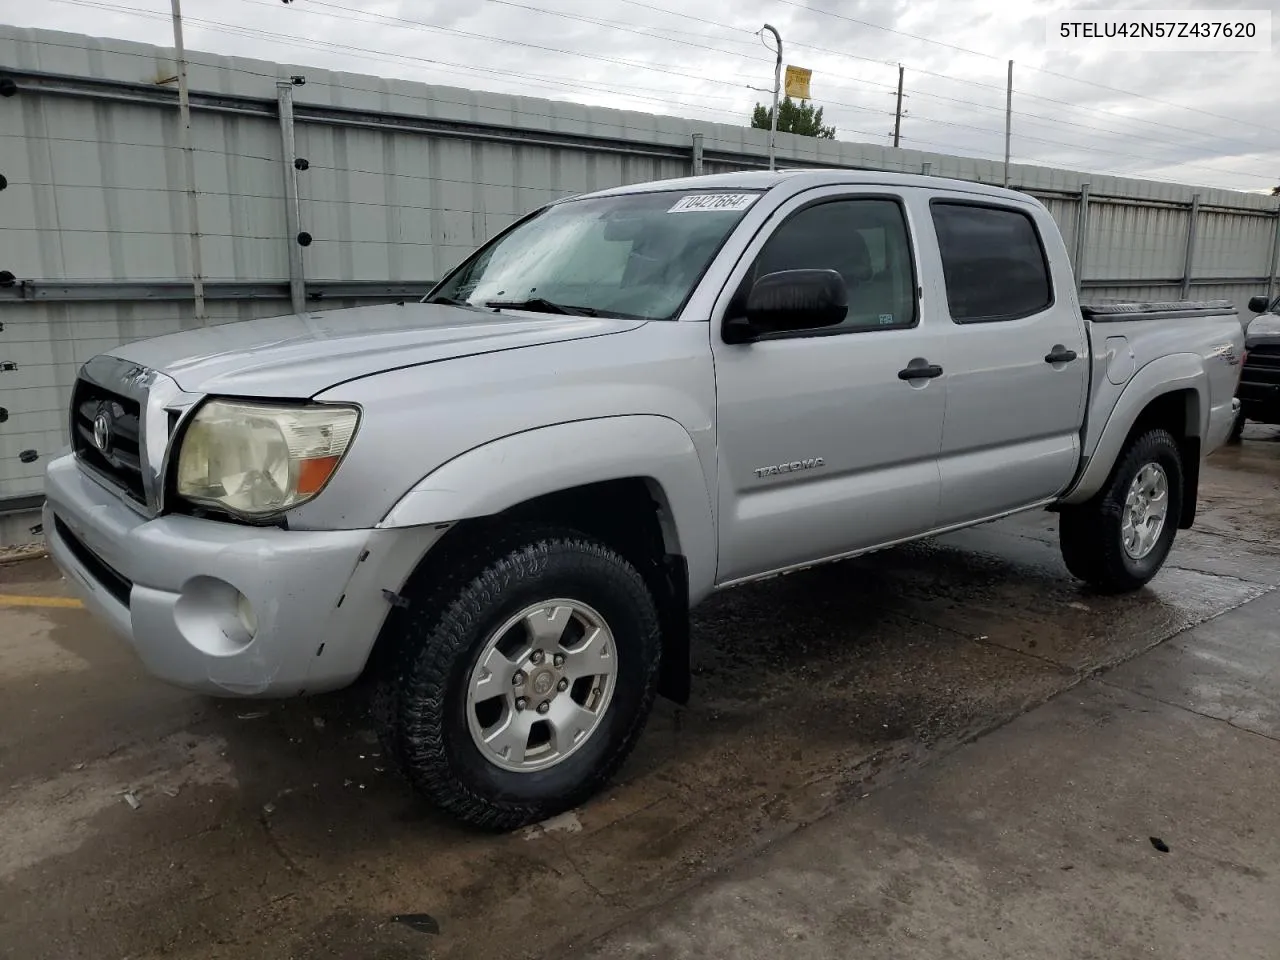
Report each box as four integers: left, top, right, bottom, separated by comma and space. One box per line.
170, 0, 206, 321
892, 64, 904, 149
762, 24, 782, 171
1003, 59, 1013, 188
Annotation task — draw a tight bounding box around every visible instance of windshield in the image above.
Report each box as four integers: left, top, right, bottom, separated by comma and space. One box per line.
428, 189, 762, 320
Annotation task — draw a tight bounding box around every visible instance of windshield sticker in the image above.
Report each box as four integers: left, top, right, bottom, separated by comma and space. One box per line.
668, 193, 757, 214
879, 314, 895, 325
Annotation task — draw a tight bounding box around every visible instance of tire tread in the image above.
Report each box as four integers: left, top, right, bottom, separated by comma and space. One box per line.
375, 527, 660, 831
1060, 428, 1183, 593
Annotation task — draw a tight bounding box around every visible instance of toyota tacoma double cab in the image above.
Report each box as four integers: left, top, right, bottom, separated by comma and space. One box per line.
45, 170, 1244, 829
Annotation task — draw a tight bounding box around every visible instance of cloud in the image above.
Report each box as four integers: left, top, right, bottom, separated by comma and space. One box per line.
1, 0, 1276, 192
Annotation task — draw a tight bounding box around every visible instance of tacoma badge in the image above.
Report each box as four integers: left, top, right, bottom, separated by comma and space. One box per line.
753, 457, 825, 479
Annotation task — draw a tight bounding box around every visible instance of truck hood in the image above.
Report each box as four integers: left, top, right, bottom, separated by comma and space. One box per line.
108, 303, 646, 397
1245, 312, 1280, 349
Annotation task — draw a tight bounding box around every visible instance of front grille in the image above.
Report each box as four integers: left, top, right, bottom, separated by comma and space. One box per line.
1239, 343, 1280, 405
70, 377, 146, 503
54, 516, 133, 606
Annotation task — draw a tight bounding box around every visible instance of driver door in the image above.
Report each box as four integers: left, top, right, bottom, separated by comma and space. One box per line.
711, 187, 950, 584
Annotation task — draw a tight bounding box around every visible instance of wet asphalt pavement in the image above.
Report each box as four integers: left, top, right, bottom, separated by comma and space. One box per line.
2, 428, 1279, 960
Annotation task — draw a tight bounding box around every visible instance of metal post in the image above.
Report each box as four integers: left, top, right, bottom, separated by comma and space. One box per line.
276, 82, 306, 314
1074, 182, 1090, 293
892, 65, 904, 149
1266, 208, 1280, 301
1181, 192, 1201, 300
1003, 59, 1013, 188
691, 133, 704, 176
763, 24, 781, 171
170, 0, 206, 321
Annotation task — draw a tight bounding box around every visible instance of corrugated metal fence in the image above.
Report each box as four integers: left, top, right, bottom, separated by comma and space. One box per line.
2, 26, 1279, 536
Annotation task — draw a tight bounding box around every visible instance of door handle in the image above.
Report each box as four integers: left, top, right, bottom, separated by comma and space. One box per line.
1044, 348, 1078, 364
898, 363, 944, 381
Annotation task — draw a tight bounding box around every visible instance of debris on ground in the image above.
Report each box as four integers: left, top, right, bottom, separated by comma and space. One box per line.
236, 710, 269, 720
1150, 836, 1170, 853
390, 914, 440, 935
160, 786, 180, 798
0, 543, 46, 567
312, 716, 325, 730
524, 810, 583, 840
263, 802, 276, 815
123, 791, 141, 810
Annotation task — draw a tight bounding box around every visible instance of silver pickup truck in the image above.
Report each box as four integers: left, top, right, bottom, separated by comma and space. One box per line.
45, 171, 1243, 829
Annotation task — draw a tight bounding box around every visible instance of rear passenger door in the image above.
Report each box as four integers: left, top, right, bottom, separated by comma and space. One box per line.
927, 198, 1089, 526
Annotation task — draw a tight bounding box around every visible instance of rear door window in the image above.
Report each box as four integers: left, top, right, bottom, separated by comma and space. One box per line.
931, 202, 1053, 322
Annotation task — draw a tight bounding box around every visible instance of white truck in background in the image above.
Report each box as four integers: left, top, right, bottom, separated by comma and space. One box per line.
46, 171, 1244, 829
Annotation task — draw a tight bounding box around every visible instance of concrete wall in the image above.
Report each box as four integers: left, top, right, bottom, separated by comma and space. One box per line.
2, 25, 1278, 539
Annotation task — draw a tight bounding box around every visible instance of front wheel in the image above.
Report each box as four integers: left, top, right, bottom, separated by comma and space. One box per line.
1059, 428, 1183, 593
376, 529, 662, 830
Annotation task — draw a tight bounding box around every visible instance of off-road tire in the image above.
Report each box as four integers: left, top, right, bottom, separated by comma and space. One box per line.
373, 526, 661, 831
1059, 428, 1183, 593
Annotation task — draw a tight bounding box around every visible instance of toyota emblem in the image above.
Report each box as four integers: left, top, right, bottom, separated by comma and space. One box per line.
92, 411, 112, 454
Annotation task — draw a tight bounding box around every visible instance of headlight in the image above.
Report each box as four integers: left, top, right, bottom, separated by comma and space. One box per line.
175, 400, 359, 517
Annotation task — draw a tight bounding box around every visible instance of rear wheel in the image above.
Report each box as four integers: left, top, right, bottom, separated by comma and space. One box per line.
374, 528, 661, 830
1059, 428, 1183, 593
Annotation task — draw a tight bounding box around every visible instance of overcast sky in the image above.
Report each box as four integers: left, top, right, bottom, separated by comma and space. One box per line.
2, 0, 1278, 193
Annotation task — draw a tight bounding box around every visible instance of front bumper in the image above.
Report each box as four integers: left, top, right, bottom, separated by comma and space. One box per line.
44, 454, 444, 696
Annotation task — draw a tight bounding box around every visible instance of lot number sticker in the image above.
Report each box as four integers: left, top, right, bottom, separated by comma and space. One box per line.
668, 193, 757, 213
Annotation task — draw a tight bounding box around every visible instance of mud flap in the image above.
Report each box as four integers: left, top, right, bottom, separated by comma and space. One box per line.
657, 554, 691, 705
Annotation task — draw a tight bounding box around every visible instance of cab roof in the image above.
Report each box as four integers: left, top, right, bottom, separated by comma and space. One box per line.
576, 168, 1032, 204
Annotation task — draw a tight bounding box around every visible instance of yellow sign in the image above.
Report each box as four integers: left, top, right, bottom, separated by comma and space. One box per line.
784, 65, 812, 100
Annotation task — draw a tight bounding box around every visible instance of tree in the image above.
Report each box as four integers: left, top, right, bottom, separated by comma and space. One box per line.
751, 96, 836, 139
1272, 185, 1280, 196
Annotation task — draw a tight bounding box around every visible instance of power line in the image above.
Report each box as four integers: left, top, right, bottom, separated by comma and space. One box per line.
241, 0, 768, 95
36, 1, 754, 122
819, 74, 1271, 164
898, 113, 1279, 184
770, 0, 1005, 63
24, 0, 1280, 189
490, 0, 766, 53
281, 0, 1278, 181
768, 0, 1280, 136
613, 0, 757, 37
608, 0, 1280, 157
1023, 64, 1280, 135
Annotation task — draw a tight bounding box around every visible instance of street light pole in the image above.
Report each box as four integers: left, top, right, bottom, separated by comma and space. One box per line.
762, 24, 782, 171
169, 0, 206, 320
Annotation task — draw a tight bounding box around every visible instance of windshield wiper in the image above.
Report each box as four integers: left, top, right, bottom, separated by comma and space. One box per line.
425, 295, 470, 306
484, 297, 598, 317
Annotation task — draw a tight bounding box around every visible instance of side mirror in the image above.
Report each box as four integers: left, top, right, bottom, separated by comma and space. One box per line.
723, 269, 848, 343
1248, 295, 1272, 315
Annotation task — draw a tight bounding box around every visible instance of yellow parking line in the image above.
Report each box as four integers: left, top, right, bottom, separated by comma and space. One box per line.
0, 594, 85, 609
